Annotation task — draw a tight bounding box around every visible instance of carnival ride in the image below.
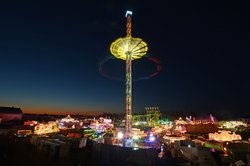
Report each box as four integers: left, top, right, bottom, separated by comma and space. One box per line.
109, 11, 150, 139
58, 115, 80, 130
34, 121, 59, 135
99, 55, 161, 81
209, 130, 242, 142
132, 107, 161, 126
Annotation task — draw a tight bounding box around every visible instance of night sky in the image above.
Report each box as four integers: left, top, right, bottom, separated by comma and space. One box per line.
0, 1, 249, 117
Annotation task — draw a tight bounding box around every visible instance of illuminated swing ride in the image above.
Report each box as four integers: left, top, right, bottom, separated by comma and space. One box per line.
109, 11, 149, 139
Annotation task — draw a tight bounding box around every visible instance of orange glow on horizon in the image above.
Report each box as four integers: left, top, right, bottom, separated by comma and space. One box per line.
23, 107, 103, 116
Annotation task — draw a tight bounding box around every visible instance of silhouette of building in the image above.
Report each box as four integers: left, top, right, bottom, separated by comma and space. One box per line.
0, 106, 23, 125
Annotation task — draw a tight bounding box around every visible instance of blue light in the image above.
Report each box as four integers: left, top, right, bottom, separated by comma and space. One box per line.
125, 11, 133, 17
149, 135, 155, 142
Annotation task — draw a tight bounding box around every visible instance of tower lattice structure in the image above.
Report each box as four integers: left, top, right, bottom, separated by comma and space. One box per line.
110, 11, 148, 139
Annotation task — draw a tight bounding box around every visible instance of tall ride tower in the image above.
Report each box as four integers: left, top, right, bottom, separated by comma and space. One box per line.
110, 11, 148, 139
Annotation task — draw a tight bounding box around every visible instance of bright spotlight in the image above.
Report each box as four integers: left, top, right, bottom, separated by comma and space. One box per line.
133, 134, 139, 140
117, 132, 123, 139
125, 10, 133, 17
149, 135, 155, 142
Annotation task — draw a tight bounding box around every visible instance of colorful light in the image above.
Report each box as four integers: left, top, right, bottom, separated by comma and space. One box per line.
110, 37, 148, 60
209, 130, 242, 142
117, 132, 124, 139
98, 55, 161, 81
109, 11, 148, 139
133, 134, 139, 140
34, 121, 59, 135
149, 133, 155, 142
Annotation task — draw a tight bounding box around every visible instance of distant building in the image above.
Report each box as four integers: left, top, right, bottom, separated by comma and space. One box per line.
185, 123, 218, 134
224, 141, 250, 164
36, 137, 70, 158
174, 140, 217, 165
0, 106, 23, 125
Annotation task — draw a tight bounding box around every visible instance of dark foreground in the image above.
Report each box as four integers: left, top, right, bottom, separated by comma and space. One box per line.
0, 134, 184, 166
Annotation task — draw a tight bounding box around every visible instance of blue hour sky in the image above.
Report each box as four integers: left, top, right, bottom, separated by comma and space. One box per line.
0, 0, 249, 117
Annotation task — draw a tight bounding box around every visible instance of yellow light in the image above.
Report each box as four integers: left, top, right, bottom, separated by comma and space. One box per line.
110, 37, 148, 60
133, 134, 139, 140
34, 121, 59, 135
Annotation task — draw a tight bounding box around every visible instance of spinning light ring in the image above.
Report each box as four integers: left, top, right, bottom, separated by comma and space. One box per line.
98, 55, 162, 81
